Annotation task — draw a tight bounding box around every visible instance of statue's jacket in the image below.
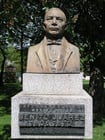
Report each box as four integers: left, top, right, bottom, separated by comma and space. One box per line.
26, 37, 80, 73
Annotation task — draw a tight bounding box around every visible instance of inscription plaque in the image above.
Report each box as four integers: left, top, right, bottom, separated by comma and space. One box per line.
19, 104, 85, 136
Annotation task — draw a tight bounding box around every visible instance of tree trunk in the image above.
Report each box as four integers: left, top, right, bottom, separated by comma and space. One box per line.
20, 31, 23, 84
88, 40, 105, 118
0, 48, 6, 86
89, 67, 104, 118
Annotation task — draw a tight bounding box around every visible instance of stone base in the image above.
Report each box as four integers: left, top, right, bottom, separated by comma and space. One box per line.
11, 90, 92, 139
23, 73, 83, 94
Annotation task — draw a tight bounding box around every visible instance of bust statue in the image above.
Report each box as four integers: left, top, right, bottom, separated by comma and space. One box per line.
26, 8, 80, 73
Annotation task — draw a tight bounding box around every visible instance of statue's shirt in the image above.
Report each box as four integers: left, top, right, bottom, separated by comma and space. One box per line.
47, 39, 62, 72
47, 44, 61, 72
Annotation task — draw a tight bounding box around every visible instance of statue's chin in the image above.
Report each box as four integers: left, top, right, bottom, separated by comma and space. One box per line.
46, 32, 63, 39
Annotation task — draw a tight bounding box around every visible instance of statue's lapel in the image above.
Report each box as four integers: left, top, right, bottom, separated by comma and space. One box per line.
63, 39, 73, 71
36, 37, 50, 72
57, 38, 73, 72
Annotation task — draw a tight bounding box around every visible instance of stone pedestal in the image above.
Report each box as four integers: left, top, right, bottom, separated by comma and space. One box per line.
11, 73, 92, 139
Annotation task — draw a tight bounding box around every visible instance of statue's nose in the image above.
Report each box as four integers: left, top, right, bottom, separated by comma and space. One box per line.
52, 18, 57, 25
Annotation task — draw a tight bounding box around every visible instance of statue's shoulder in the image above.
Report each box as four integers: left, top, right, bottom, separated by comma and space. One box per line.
28, 42, 41, 52
69, 42, 79, 50
64, 38, 79, 51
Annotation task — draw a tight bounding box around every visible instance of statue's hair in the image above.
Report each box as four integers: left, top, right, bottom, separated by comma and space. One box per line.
44, 7, 66, 22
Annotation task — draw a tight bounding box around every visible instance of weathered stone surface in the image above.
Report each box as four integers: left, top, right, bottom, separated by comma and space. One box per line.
23, 73, 83, 94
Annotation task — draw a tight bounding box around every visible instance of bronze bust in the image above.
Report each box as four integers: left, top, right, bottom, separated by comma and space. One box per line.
26, 8, 80, 73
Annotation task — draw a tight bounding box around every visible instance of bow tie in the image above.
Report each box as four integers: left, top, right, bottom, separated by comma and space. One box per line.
47, 39, 61, 45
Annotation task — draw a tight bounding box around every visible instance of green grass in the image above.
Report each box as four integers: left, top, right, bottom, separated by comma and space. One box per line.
0, 82, 105, 140
83, 79, 89, 91
0, 115, 10, 127
0, 83, 22, 140
93, 122, 105, 140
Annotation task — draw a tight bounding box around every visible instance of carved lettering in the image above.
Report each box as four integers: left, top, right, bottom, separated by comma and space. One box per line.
19, 104, 85, 136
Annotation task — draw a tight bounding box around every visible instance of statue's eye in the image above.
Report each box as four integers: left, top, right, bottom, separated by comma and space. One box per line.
46, 17, 53, 20
56, 17, 63, 21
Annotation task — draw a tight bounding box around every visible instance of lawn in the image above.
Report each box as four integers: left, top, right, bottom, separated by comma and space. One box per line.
0, 81, 105, 140
0, 83, 22, 140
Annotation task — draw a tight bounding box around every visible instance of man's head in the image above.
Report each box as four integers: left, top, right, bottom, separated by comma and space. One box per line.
43, 8, 66, 37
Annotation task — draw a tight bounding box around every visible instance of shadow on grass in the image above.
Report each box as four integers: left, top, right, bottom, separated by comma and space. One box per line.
94, 117, 105, 131
0, 83, 22, 140
0, 125, 11, 140
0, 125, 26, 140
0, 83, 22, 96
0, 83, 22, 115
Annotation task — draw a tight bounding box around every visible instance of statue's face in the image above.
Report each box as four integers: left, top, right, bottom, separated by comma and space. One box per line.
43, 8, 66, 36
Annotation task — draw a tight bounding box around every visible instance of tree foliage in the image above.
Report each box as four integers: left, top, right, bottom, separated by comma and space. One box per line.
0, 0, 44, 85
